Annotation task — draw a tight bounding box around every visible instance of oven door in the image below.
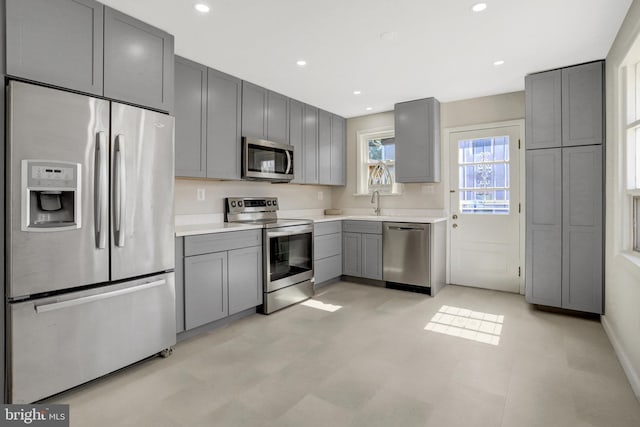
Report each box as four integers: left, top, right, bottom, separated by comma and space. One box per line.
243, 137, 294, 181
265, 224, 313, 292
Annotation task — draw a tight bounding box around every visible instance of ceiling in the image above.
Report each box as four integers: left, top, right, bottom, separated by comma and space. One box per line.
100, 0, 632, 118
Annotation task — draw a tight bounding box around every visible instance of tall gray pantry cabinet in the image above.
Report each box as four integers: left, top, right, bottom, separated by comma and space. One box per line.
524, 61, 604, 314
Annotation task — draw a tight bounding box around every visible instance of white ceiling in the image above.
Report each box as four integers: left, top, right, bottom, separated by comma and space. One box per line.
100, 0, 631, 118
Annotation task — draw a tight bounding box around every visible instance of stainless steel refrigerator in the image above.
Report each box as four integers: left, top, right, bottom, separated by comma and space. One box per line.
6, 81, 176, 403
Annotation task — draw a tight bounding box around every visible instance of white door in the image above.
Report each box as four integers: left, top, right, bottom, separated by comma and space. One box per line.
449, 125, 521, 292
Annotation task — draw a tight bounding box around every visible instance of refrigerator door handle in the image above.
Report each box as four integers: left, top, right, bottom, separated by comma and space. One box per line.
34, 279, 167, 314
95, 131, 108, 249
114, 135, 126, 247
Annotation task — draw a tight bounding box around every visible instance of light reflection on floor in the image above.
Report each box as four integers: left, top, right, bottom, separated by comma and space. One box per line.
424, 305, 504, 345
300, 299, 343, 312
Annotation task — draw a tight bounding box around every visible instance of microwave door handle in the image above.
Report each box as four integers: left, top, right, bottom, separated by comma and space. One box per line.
114, 135, 126, 247
95, 131, 107, 249
285, 150, 292, 174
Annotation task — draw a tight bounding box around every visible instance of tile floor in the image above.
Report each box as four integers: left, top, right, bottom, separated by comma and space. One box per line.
48, 282, 640, 426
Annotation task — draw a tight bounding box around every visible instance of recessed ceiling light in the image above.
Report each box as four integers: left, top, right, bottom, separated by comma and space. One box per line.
493, 60, 505, 66
472, 3, 487, 12
194, 3, 210, 13
380, 31, 397, 41
296, 60, 307, 67
366, 107, 373, 111
353, 90, 362, 95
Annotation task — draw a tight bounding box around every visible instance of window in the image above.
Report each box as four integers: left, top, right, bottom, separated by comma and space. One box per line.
635, 196, 640, 252
457, 136, 510, 214
356, 128, 402, 195
623, 56, 640, 252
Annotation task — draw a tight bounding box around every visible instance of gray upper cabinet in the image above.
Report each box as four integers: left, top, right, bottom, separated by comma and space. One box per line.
525, 148, 563, 308
562, 145, 603, 313
207, 68, 242, 180
289, 99, 305, 184
318, 109, 332, 185
303, 104, 319, 184
104, 7, 174, 112
242, 81, 289, 144
242, 81, 267, 139
175, 56, 207, 178
395, 97, 441, 183
6, 0, 104, 95
267, 91, 290, 144
331, 115, 346, 186
525, 69, 562, 150
562, 62, 604, 147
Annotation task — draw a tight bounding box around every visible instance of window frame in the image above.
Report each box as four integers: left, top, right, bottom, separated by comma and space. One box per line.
355, 127, 403, 195
622, 51, 640, 254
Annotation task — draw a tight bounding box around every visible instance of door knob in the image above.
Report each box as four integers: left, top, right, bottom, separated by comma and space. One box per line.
452, 223, 458, 228
452, 214, 458, 220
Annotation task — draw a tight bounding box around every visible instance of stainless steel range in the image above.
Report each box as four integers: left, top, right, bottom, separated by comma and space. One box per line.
225, 197, 314, 313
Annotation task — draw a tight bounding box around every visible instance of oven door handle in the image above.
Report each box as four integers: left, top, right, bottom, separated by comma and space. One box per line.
266, 225, 314, 237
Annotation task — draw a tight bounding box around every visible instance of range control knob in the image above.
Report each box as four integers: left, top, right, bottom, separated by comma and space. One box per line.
273, 199, 277, 206
230, 201, 237, 208
267, 200, 272, 206
238, 201, 243, 207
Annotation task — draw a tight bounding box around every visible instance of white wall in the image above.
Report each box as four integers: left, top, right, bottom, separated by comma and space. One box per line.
175, 179, 332, 215
331, 92, 525, 213
603, 0, 640, 399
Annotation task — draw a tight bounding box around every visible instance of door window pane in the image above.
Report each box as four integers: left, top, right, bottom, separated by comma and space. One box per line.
458, 136, 510, 214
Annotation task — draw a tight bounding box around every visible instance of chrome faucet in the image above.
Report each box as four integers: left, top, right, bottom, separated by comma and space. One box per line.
371, 190, 381, 216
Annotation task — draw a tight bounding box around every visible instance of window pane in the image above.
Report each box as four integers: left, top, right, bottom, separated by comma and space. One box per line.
636, 63, 640, 122
460, 190, 510, 214
368, 140, 382, 161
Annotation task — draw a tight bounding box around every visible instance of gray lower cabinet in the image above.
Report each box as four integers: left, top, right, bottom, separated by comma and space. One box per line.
289, 99, 305, 184
175, 56, 207, 177
342, 221, 383, 280
103, 7, 174, 112
394, 97, 441, 183
241, 81, 289, 144
314, 221, 342, 285
6, 0, 104, 96
318, 111, 347, 186
174, 58, 242, 179
179, 230, 262, 332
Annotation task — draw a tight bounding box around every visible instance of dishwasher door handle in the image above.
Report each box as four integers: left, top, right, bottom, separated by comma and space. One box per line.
388, 226, 425, 231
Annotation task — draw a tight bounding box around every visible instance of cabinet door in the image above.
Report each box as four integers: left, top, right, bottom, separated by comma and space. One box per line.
525, 70, 562, 149
395, 98, 441, 183
525, 149, 562, 308
289, 99, 305, 184
175, 56, 207, 178
303, 104, 319, 184
6, 0, 104, 95
242, 81, 267, 139
562, 62, 604, 147
331, 115, 346, 186
207, 68, 242, 180
342, 232, 362, 277
104, 7, 174, 112
562, 145, 603, 313
228, 246, 262, 315
318, 109, 332, 185
267, 91, 290, 144
175, 238, 185, 333
184, 252, 228, 330
362, 234, 383, 280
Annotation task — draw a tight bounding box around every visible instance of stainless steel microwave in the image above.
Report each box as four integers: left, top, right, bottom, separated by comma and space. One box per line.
242, 137, 294, 182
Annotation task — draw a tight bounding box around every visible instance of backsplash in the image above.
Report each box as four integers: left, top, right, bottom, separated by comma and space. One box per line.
175, 179, 333, 215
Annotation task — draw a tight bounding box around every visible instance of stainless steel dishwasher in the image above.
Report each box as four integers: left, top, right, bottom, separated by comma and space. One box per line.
383, 222, 431, 289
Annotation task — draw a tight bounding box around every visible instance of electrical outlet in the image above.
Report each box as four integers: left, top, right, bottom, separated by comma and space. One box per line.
197, 188, 205, 201
317, 191, 324, 201
422, 185, 435, 195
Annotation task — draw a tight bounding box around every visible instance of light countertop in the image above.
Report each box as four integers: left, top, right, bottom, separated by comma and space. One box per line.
176, 215, 447, 237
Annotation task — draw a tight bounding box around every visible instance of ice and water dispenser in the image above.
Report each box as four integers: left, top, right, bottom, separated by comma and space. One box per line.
22, 160, 81, 231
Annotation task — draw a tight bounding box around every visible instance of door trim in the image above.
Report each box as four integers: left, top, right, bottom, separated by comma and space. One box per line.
443, 119, 526, 294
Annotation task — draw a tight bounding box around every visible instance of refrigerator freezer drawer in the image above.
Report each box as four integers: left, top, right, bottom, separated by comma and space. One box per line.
8, 273, 176, 403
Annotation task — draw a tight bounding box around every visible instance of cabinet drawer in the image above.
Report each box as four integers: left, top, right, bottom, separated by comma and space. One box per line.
314, 221, 342, 236
315, 255, 342, 285
343, 220, 382, 234
314, 233, 342, 260
185, 229, 261, 256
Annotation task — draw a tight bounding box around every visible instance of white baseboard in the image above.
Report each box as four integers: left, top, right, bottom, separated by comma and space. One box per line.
602, 315, 640, 400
